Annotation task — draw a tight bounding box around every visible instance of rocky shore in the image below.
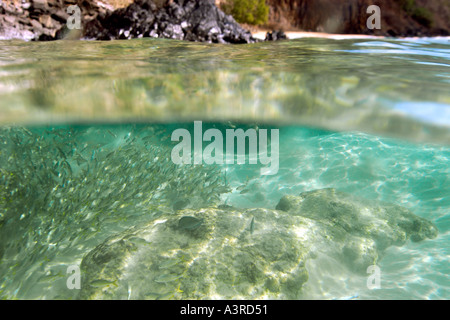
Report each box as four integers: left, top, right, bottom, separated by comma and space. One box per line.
1, 0, 448, 42
0, 0, 107, 41
83, 0, 257, 43
266, 0, 450, 37
0, 0, 260, 43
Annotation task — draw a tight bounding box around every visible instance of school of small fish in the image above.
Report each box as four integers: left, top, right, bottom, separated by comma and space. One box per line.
0, 124, 230, 299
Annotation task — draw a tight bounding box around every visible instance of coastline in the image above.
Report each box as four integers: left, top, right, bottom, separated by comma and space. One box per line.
252, 30, 450, 40
1, 1, 449, 42
252, 31, 381, 40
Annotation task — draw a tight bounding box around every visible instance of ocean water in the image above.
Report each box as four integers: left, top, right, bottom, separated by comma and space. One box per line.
0, 37, 449, 300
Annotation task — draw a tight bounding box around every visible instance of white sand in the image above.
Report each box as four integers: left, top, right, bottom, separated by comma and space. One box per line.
253, 31, 450, 41
252, 31, 382, 40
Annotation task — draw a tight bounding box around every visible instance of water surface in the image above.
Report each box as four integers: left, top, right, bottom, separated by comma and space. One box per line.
0, 37, 449, 142
0, 37, 449, 300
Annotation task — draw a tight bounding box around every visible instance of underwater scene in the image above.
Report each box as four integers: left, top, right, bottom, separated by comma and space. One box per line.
0, 37, 449, 300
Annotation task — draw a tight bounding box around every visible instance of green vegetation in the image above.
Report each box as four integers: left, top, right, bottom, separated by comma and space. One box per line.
411, 7, 433, 27
397, 0, 416, 12
222, 0, 269, 25
396, 0, 433, 27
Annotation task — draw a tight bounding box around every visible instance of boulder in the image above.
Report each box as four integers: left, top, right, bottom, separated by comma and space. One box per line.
78, 188, 437, 299
0, 0, 260, 43
0, 0, 110, 41
83, 0, 256, 43
265, 30, 287, 41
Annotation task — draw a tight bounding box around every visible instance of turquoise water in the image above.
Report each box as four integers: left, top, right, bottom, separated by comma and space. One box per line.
0, 37, 449, 300
0, 37, 449, 142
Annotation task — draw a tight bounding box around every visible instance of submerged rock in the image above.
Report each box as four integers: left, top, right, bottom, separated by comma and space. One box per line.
276, 188, 438, 273
78, 188, 437, 299
277, 188, 438, 246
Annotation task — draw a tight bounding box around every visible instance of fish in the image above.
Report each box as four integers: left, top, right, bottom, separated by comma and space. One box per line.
173, 199, 190, 211
130, 237, 152, 245
107, 130, 117, 138
142, 135, 154, 142
105, 151, 116, 160
0, 125, 231, 286
89, 279, 118, 288
62, 160, 72, 175
38, 272, 64, 283
22, 127, 34, 137
226, 121, 236, 129
55, 146, 67, 160
128, 237, 152, 246
249, 217, 255, 235
178, 216, 203, 231
74, 154, 87, 165
154, 273, 183, 283
159, 259, 179, 270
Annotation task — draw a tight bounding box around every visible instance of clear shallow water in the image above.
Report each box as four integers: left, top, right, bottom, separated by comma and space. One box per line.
0, 37, 449, 300
0, 37, 449, 142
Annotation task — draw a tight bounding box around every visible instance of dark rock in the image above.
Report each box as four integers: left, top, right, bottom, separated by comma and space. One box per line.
83, 0, 257, 44
275, 195, 291, 211
38, 32, 56, 41
265, 30, 287, 41
0, 0, 109, 41
173, 198, 190, 211
0, 0, 285, 43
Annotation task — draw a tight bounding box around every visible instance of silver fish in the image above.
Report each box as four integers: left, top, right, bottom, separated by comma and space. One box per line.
249, 217, 255, 235
89, 279, 118, 288
159, 259, 179, 270
178, 216, 203, 230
